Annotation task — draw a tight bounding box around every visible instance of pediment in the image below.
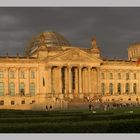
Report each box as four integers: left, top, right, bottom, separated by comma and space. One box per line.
48, 48, 102, 63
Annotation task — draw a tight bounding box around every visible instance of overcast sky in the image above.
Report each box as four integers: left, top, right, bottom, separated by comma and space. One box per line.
0, 7, 140, 59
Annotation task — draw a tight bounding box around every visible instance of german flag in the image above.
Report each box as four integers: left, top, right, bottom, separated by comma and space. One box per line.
137, 59, 140, 65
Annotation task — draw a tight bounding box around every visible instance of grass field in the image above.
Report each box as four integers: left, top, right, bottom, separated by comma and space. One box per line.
0, 107, 140, 133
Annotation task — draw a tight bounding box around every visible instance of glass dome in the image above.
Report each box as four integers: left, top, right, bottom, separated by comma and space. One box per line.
25, 31, 71, 55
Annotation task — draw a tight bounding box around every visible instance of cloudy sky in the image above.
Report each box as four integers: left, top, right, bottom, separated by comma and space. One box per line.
0, 7, 140, 59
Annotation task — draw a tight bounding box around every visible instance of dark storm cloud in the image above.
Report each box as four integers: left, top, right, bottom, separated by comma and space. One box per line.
0, 7, 140, 58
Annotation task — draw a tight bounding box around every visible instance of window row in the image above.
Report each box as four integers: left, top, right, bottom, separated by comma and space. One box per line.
101, 72, 137, 80
0, 100, 36, 106
0, 82, 35, 96
101, 83, 137, 95
0, 71, 36, 79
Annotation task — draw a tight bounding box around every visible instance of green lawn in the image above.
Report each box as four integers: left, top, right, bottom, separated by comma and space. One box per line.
0, 107, 140, 133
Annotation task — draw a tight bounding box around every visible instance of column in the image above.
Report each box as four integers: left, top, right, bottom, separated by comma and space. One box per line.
58, 66, 62, 94
65, 67, 68, 96
113, 71, 116, 95
66, 67, 69, 96
130, 82, 133, 94
64, 67, 67, 94
26, 68, 30, 95
15, 68, 19, 95
85, 67, 89, 96
114, 71, 117, 95
5, 68, 9, 95
137, 70, 140, 95
88, 67, 91, 95
79, 67, 82, 94
93, 68, 98, 96
36, 68, 39, 95
96, 68, 100, 95
46, 66, 52, 94
75, 67, 78, 96
68, 66, 72, 94
82, 68, 85, 94
84, 68, 86, 94
122, 80, 125, 94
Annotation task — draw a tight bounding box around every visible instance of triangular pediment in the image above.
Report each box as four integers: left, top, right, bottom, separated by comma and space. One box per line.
47, 48, 102, 63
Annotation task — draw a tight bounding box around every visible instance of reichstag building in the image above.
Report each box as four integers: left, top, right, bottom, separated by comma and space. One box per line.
0, 31, 139, 110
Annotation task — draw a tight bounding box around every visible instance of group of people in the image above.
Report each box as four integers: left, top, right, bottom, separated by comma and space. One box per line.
45, 105, 53, 111
88, 102, 140, 112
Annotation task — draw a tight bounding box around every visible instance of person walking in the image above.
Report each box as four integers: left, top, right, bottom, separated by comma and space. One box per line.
46, 105, 48, 111
88, 104, 92, 111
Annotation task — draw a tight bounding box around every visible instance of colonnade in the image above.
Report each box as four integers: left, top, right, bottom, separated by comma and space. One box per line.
48, 66, 97, 97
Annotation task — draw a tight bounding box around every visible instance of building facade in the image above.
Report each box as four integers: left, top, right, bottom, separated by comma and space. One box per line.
0, 31, 140, 109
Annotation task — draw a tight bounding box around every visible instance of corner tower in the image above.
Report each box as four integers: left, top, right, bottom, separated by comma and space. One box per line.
90, 36, 100, 58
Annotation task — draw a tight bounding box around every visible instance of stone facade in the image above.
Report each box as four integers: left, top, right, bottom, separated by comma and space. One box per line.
0, 31, 140, 110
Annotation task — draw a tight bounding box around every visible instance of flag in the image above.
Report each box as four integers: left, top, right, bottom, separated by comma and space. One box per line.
137, 59, 140, 65
43, 77, 45, 86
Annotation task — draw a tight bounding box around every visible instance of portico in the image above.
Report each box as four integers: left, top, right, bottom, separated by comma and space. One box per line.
47, 65, 98, 98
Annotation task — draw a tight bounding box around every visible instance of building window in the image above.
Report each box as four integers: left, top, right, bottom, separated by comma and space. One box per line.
20, 71, 25, 79
126, 73, 129, 80
0, 71, 3, 78
101, 83, 105, 95
11, 101, 15, 105
9, 71, 15, 79
117, 83, 121, 94
0, 82, 4, 96
31, 71, 35, 79
29, 83, 35, 96
117, 73, 121, 79
0, 100, 4, 105
109, 83, 113, 95
101, 73, 105, 79
32, 100, 35, 104
19, 82, 25, 96
134, 73, 137, 80
9, 82, 15, 96
21, 100, 25, 104
125, 83, 130, 93
72, 68, 76, 91
109, 73, 113, 79
133, 83, 137, 94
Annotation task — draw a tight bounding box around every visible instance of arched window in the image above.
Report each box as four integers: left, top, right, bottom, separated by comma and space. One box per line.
31, 71, 35, 79
117, 73, 121, 79
125, 83, 130, 94
30, 83, 35, 96
134, 73, 136, 79
101, 83, 105, 95
20, 71, 25, 79
9, 71, 15, 79
109, 83, 113, 95
109, 73, 113, 79
133, 83, 137, 94
0, 82, 4, 96
117, 83, 121, 94
126, 73, 129, 80
9, 82, 15, 96
0, 71, 3, 78
101, 73, 105, 79
19, 82, 25, 96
